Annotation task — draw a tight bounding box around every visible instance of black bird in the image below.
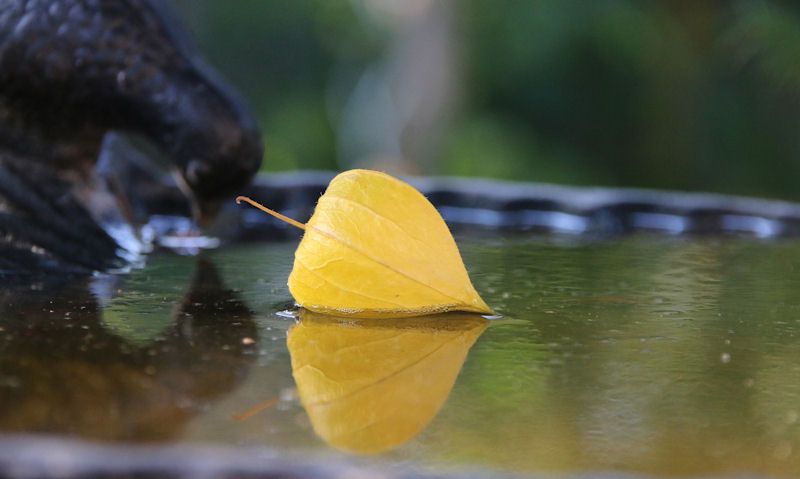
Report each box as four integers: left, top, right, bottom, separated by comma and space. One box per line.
0, 0, 263, 272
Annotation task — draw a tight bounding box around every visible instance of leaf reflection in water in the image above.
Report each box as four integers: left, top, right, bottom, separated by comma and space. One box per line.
287, 310, 488, 454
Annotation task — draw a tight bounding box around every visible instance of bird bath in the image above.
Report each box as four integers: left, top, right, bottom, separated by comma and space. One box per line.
2, 171, 800, 478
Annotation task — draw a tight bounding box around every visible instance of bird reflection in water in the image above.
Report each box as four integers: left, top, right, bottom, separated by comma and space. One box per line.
287, 311, 487, 454
0, 259, 256, 441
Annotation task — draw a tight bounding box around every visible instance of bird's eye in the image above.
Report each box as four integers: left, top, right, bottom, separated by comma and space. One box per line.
185, 159, 211, 185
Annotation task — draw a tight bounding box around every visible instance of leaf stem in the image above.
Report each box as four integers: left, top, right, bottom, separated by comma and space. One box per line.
235, 196, 306, 230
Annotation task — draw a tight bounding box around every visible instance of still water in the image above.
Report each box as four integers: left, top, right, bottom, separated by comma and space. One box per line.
2, 234, 800, 477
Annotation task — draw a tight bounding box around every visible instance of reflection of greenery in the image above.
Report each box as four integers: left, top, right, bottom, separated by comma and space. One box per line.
205, 242, 296, 312
173, 1, 800, 199
102, 254, 197, 344
104, 244, 297, 344
393, 237, 800, 476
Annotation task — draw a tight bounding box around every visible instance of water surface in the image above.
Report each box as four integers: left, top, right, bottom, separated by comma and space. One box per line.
2, 235, 800, 477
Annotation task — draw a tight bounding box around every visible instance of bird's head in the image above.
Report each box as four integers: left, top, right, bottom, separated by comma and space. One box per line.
163, 79, 263, 225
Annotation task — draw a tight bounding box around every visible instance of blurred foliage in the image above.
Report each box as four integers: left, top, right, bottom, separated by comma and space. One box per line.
172, 0, 800, 200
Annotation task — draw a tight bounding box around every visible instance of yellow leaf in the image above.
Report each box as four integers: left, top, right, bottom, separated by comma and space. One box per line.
287, 310, 488, 454
237, 169, 493, 317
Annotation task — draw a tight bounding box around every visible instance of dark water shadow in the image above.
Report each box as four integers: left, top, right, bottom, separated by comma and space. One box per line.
0, 259, 257, 441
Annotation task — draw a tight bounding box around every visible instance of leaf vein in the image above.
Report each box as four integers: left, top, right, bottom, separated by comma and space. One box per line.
323, 194, 431, 247
305, 331, 468, 407
295, 258, 407, 308
307, 225, 466, 305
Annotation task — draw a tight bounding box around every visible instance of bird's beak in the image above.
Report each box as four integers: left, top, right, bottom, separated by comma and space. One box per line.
193, 198, 222, 229
172, 168, 222, 229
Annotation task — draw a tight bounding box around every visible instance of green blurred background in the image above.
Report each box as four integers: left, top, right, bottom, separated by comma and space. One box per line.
171, 0, 800, 200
